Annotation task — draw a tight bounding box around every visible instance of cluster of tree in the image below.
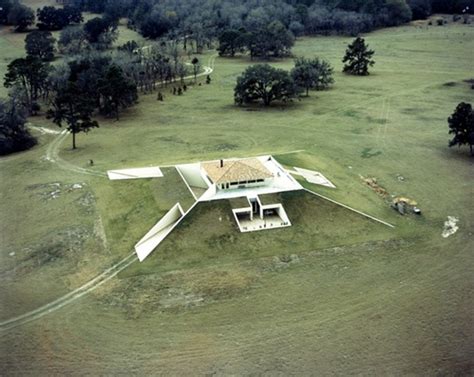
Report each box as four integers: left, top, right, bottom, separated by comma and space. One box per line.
83, 16, 117, 46
4, 56, 50, 112
36, 6, 82, 31
430, 0, 474, 15
112, 42, 190, 93
61, 0, 474, 47
448, 102, 474, 155
56, 16, 118, 54
2, 25, 192, 154
0, 94, 37, 155
0, 0, 35, 31
234, 58, 334, 106
2, 51, 141, 149
46, 54, 140, 148
218, 21, 294, 59
48, 54, 138, 122
233, 36, 376, 106
4, 27, 195, 139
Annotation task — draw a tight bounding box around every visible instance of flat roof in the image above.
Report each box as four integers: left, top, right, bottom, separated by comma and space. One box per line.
202, 158, 273, 185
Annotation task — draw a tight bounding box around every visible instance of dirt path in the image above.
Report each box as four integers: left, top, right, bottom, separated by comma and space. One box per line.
43, 54, 217, 178
0, 55, 218, 333
0, 253, 137, 333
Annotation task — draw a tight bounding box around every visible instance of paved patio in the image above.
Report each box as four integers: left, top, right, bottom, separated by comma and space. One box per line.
236, 214, 291, 232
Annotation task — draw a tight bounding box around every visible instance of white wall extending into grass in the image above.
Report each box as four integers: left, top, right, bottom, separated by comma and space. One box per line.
107, 167, 163, 180
134, 203, 185, 261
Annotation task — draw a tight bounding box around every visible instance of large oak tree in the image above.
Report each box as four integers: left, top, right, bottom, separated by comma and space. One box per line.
234, 64, 299, 106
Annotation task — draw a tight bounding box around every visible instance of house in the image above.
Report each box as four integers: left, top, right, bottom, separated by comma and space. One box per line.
108, 155, 337, 261
106, 154, 392, 262
201, 158, 273, 191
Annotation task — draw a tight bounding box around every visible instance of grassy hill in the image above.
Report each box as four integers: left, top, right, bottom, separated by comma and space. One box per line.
0, 19, 473, 375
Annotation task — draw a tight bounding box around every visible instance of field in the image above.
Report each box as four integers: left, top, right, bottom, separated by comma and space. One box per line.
1, 16, 473, 375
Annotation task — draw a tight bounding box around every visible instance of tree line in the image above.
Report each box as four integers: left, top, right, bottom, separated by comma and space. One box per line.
2, 0, 472, 38
62, 0, 474, 45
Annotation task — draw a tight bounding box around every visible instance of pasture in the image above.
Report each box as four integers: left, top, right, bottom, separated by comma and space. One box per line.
0, 18, 473, 375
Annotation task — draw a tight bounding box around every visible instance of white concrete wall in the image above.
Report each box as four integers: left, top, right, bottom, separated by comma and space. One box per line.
134, 203, 184, 262
107, 167, 163, 180
176, 163, 209, 189
261, 203, 291, 225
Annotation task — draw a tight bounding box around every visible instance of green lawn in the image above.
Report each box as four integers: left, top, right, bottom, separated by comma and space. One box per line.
123, 191, 395, 276
1, 19, 473, 375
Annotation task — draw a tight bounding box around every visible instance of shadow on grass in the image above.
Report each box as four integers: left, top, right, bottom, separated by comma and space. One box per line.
220, 99, 306, 114
439, 145, 474, 162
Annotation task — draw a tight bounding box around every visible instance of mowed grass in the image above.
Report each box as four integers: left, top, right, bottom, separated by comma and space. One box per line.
1, 20, 473, 375
123, 191, 395, 275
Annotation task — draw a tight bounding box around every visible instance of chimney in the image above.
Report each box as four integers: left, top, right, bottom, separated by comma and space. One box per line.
220, 159, 223, 168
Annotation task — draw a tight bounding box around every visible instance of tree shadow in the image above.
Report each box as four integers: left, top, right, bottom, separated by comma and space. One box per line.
438, 145, 473, 163
220, 99, 306, 113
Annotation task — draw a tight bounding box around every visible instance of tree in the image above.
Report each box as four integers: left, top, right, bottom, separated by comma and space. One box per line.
47, 81, 99, 150
448, 102, 474, 155
84, 17, 117, 47
191, 57, 200, 83
7, 3, 35, 32
58, 25, 88, 55
4, 56, 49, 111
384, 0, 412, 26
37, 6, 64, 30
246, 21, 294, 59
0, 0, 13, 24
291, 57, 334, 96
139, 9, 173, 39
218, 29, 243, 56
0, 95, 37, 155
342, 37, 375, 75
118, 40, 139, 54
234, 64, 300, 106
63, 6, 82, 25
37, 6, 82, 30
407, 0, 432, 19
67, 54, 112, 107
25, 30, 56, 61
98, 65, 138, 120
